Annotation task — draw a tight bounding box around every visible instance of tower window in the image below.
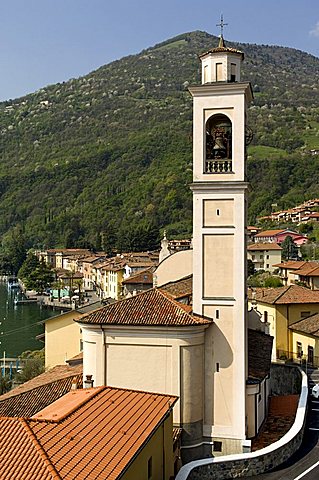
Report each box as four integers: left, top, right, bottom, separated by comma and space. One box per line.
205, 114, 232, 173
231, 63, 236, 82
216, 63, 223, 81
204, 65, 209, 83
216, 209, 220, 216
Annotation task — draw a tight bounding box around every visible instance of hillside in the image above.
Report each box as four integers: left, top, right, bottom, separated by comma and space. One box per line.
0, 30, 318, 254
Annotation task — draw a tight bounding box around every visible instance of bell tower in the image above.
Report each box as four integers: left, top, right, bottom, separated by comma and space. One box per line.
189, 26, 253, 452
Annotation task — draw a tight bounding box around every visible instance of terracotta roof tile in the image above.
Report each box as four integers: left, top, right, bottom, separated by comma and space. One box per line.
248, 285, 319, 305
29, 387, 177, 480
289, 313, 319, 337
247, 243, 282, 251
0, 365, 82, 417
273, 261, 308, 270
0, 417, 60, 479
255, 229, 285, 237
160, 275, 193, 300
122, 267, 154, 285
0, 387, 177, 479
77, 288, 211, 327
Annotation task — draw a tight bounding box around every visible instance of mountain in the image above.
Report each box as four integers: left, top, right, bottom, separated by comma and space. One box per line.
0, 30, 318, 253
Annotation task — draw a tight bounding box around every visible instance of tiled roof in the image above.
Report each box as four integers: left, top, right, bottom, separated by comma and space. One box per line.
247, 243, 282, 251
247, 328, 273, 381
0, 386, 177, 480
273, 261, 308, 270
0, 417, 60, 479
248, 285, 319, 305
289, 313, 319, 337
78, 288, 211, 327
255, 230, 285, 237
32, 387, 176, 480
160, 275, 193, 300
122, 268, 154, 285
297, 265, 319, 277
0, 365, 82, 417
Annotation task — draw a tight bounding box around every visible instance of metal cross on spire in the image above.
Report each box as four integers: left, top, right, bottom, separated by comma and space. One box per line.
216, 14, 228, 38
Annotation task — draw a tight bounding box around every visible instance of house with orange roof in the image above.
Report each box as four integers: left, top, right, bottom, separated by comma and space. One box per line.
247, 243, 282, 272
0, 384, 178, 479
248, 285, 319, 362
274, 260, 319, 287
254, 229, 308, 246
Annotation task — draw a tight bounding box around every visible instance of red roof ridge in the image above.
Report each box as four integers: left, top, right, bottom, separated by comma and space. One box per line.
21, 418, 62, 479
32, 387, 105, 423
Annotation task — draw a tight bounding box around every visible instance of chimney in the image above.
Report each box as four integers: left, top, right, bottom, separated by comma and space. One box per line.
71, 377, 78, 390
84, 374, 94, 389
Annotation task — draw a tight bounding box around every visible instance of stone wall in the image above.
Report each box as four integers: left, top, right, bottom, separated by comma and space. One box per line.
270, 363, 301, 395
176, 366, 307, 480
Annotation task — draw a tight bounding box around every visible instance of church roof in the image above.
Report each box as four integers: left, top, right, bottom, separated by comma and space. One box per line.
199, 36, 244, 60
160, 275, 193, 300
77, 287, 211, 327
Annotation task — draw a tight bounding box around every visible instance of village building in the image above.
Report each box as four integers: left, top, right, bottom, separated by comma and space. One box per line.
0, 380, 177, 479
274, 260, 319, 287
254, 229, 308, 246
248, 285, 319, 362
247, 243, 282, 272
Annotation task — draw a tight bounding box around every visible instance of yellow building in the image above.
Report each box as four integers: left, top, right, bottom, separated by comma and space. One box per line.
248, 285, 319, 362
44, 301, 102, 369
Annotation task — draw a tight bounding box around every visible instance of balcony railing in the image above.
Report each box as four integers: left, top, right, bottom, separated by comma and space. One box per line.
205, 159, 233, 173
277, 349, 318, 368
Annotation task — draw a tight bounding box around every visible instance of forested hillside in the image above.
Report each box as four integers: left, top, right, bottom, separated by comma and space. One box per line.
0, 30, 318, 253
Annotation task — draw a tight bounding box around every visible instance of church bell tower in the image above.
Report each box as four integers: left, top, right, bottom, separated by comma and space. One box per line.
189, 25, 253, 452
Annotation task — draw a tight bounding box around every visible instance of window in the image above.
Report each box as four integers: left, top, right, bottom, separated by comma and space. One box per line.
260, 255, 263, 260
297, 342, 303, 359
252, 254, 255, 260
216, 62, 223, 81
148, 457, 152, 479
264, 311, 268, 323
230, 63, 236, 82
301, 311, 311, 318
216, 309, 220, 319
266, 264, 270, 269
204, 64, 209, 83
213, 441, 222, 452
266, 255, 269, 259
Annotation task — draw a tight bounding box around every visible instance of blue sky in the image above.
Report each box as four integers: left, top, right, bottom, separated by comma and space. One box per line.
0, 0, 318, 101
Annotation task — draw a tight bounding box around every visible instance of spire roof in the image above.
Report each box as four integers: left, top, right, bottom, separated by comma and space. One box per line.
199, 36, 244, 60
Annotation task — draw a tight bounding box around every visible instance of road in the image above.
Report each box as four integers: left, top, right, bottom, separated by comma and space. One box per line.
246, 395, 319, 480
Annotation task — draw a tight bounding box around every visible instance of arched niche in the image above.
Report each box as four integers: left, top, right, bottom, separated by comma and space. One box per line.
205, 114, 233, 173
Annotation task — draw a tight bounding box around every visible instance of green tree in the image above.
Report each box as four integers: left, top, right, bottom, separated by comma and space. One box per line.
26, 259, 54, 293
281, 236, 299, 260
15, 349, 45, 383
18, 251, 40, 282
0, 373, 12, 395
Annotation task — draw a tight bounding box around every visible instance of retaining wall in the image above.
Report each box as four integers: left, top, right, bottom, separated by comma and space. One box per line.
176, 367, 307, 480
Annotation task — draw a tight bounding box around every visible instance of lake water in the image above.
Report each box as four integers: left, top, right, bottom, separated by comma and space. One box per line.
0, 282, 56, 357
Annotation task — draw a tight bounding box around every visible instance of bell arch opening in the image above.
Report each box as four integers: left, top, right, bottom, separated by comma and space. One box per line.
205, 114, 233, 173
